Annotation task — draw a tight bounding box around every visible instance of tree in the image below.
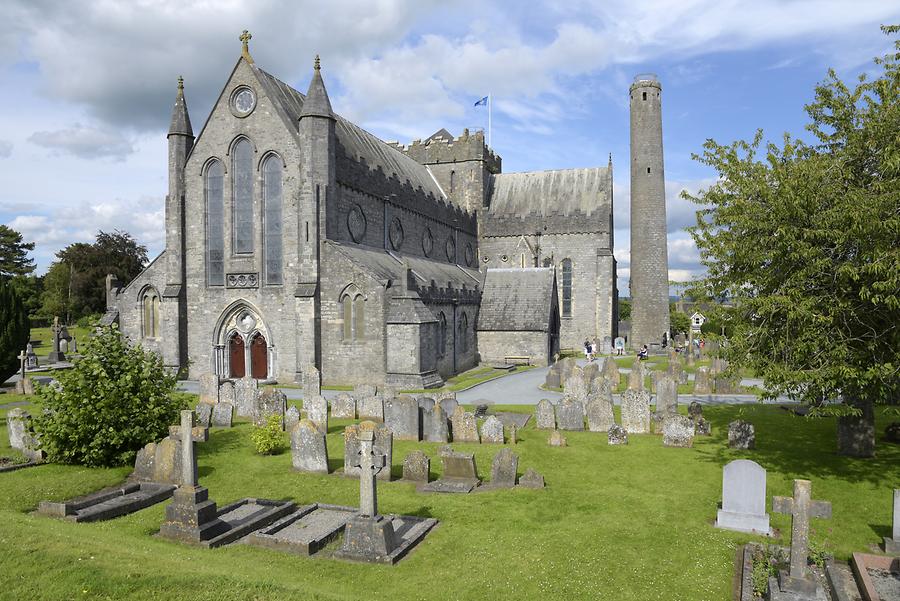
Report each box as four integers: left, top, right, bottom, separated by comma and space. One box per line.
618, 298, 632, 322
685, 26, 900, 457
0, 277, 30, 382
40, 230, 148, 322
0, 225, 36, 278
33, 324, 182, 467
669, 305, 691, 337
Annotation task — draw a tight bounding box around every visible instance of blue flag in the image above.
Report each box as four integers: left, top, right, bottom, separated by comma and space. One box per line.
474, 96, 488, 107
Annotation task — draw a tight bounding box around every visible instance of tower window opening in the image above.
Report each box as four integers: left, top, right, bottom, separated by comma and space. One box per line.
642, 91, 647, 101
647, 167, 651, 174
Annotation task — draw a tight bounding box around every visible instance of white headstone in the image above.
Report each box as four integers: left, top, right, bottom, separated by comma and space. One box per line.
715, 459, 771, 534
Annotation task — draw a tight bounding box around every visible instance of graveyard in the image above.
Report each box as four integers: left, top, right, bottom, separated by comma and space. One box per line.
1, 382, 897, 600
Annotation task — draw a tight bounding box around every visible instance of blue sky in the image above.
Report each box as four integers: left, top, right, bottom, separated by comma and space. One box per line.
2, 0, 898, 295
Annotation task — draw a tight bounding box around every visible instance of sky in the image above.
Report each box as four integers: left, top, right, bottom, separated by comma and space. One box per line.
2, 0, 898, 295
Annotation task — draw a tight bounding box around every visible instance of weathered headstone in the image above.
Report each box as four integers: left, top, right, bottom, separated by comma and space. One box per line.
509, 424, 518, 444
354, 383, 377, 399
694, 417, 711, 436
586, 393, 615, 433
544, 366, 562, 389
771, 480, 832, 598
582, 363, 599, 386
195, 403, 213, 428
694, 367, 712, 394
211, 402, 233, 427
555, 399, 585, 431
6, 408, 36, 458
715, 459, 771, 534
607, 424, 628, 445
518, 467, 545, 489
343, 422, 392, 481
728, 420, 755, 449
285, 405, 301, 431
661, 415, 694, 448
304, 395, 328, 432
357, 396, 384, 422
257, 389, 287, 429
621, 389, 651, 434
884, 489, 900, 554
384, 396, 419, 441
548, 430, 567, 447
421, 448, 480, 493
199, 373, 220, 404
402, 450, 429, 483
331, 393, 356, 419
489, 448, 518, 488
303, 365, 321, 398
421, 404, 449, 443
628, 358, 644, 390
439, 397, 459, 417
234, 376, 258, 417
25, 343, 38, 369
450, 406, 479, 443
602, 356, 621, 388
535, 399, 555, 430
291, 419, 329, 473
656, 375, 678, 416
688, 400, 703, 422
566, 367, 589, 402
480, 415, 504, 443
218, 380, 235, 405
417, 397, 435, 412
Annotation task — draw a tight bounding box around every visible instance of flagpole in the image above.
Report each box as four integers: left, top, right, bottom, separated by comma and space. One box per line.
488, 93, 492, 149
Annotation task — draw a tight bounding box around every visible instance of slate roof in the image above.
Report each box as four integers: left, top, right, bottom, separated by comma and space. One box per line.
256, 69, 445, 199
477, 268, 556, 332
487, 167, 611, 217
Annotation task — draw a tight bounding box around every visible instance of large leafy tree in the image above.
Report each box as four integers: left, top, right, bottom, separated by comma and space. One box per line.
0, 277, 30, 382
0, 225, 36, 278
686, 26, 900, 457
40, 230, 147, 321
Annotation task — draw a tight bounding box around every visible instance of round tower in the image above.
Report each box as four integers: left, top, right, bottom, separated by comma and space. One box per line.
629, 74, 670, 350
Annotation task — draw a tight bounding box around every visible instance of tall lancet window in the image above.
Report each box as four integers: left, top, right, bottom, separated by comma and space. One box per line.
561, 258, 573, 317
232, 138, 254, 254
263, 155, 283, 285
206, 160, 225, 286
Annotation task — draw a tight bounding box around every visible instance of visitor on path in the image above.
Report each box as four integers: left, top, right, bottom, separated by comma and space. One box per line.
638, 345, 649, 360
584, 340, 593, 362
590, 340, 598, 361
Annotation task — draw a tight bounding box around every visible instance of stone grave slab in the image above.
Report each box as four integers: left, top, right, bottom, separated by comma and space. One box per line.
304, 395, 328, 432
246, 503, 354, 556
662, 415, 694, 448
586, 396, 615, 433
480, 415, 504, 443
421, 404, 448, 443
195, 403, 213, 428
234, 376, 258, 418
285, 405, 301, 431
608, 424, 628, 445
384, 396, 419, 441
38, 482, 175, 522
621, 390, 651, 434
331, 393, 356, 419
535, 399, 556, 430
194, 498, 296, 548
401, 450, 430, 483
492, 412, 531, 429
219, 380, 235, 405
715, 459, 772, 535
480, 448, 517, 490
729, 420, 756, 449
211, 402, 233, 427
885, 489, 899, 554
291, 419, 329, 473
694, 367, 712, 394
656, 375, 678, 416
198, 373, 220, 404
556, 399, 585, 431
420, 450, 479, 493
548, 430, 567, 447
450, 406, 479, 443
438, 397, 459, 417
357, 396, 384, 422
518, 467, 545, 489
256, 389, 287, 428
303, 365, 321, 398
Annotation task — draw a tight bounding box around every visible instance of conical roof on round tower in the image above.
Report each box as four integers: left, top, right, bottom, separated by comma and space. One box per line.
168, 76, 193, 138
299, 55, 334, 120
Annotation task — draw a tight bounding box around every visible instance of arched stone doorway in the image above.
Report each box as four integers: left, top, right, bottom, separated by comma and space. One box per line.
250, 333, 267, 379
212, 302, 274, 380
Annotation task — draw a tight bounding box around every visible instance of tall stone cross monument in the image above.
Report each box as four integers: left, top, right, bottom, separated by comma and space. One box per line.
18, 350, 26, 380
47, 317, 67, 363
772, 479, 831, 597
356, 426, 385, 517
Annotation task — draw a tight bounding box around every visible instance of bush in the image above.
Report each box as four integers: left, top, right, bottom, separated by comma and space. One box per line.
0, 277, 30, 382
75, 313, 102, 328
251, 414, 286, 455
33, 324, 184, 467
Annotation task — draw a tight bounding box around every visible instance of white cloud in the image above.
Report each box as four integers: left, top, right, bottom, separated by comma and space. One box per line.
28, 124, 134, 160
0, 139, 12, 158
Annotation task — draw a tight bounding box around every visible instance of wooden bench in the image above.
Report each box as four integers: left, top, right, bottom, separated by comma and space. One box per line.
504, 355, 532, 366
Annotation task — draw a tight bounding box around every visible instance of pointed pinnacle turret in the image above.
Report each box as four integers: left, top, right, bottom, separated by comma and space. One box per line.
300, 55, 334, 120
240, 30, 254, 64
168, 75, 193, 138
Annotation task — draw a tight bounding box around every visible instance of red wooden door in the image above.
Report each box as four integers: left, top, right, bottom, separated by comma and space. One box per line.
250, 333, 267, 379
229, 333, 245, 378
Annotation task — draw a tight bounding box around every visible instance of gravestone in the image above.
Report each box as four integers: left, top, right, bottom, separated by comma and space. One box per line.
6, 408, 41, 460
211, 402, 233, 427
728, 420, 755, 449
198, 373, 220, 404
607, 424, 628, 445
331, 393, 356, 419
195, 403, 213, 428
480, 415, 504, 443
884, 489, 900, 554
291, 419, 329, 473
357, 396, 384, 422
439, 397, 459, 418
662, 415, 694, 448
656, 375, 678, 416
285, 405, 301, 431
417, 397, 435, 412
421, 448, 480, 493
450, 406, 479, 443
603, 357, 621, 388
384, 396, 419, 441
343, 422, 392, 481
566, 368, 589, 403
518, 467, 545, 489
770, 480, 832, 598
694, 417, 711, 436
544, 366, 561, 389
402, 450, 429, 483
694, 367, 712, 394
489, 448, 518, 488
715, 459, 771, 534
354, 383, 377, 399
304, 395, 328, 432
688, 401, 703, 422
256, 389, 287, 429
509, 424, 517, 444
218, 380, 235, 405
474, 404, 489, 419
582, 363, 599, 386
714, 374, 741, 395
621, 390, 651, 434
422, 404, 449, 443
548, 430, 567, 447
303, 365, 321, 398
586, 395, 615, 433
234, 376, 258, 417
556, 399, 584, 431
25, 343, 38, 369
47, 317, 67, 363
535, 399, 555, 430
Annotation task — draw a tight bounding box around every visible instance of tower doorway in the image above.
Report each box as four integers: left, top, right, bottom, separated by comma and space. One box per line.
250, 333, 268, 379
229, 332, 246, 378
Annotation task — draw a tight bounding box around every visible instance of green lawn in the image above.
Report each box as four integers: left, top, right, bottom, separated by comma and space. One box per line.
0, 392, 897, 601
28, 325, 92, 360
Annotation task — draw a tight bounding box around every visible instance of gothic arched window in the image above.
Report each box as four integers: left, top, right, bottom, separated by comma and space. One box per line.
232, 138, 254, 254
449, 170, 456, 194
561, 258, 573, 317
142, 288, 160, 338
458, 312, 468, 353
205, 160, 225, 286
341, 287, 365, 342
263, 155, 283, 285
438, 312, 447, 357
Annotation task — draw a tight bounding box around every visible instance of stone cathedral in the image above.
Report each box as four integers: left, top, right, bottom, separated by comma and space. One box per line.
106, 34, 623, 388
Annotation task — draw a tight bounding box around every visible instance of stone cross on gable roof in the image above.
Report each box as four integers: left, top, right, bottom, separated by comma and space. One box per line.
772, 479, 831, 595
354, 424, 385, 517
239, 29, 253, 63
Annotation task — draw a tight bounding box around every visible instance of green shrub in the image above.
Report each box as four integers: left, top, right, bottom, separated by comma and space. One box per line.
750, 545, 786, 599
33, 324, 184, 467
250, 414, 286, 455
75, 313, 102, 328
0, 277, 30, 382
